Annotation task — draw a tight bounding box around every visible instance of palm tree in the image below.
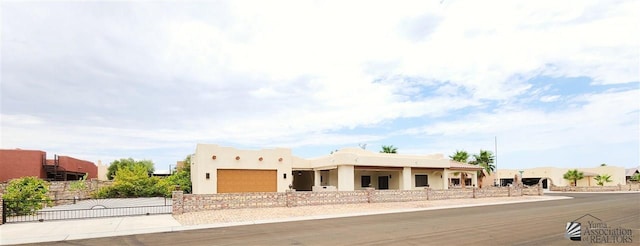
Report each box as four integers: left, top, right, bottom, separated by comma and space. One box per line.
469, 150, 496, 187
563, 169, 584, 186
380, 145, 398, 154
594, 174, 612, 186
449, 150, 469, 163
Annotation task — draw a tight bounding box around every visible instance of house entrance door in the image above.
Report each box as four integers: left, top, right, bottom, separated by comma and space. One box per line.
378, 176, 389, 190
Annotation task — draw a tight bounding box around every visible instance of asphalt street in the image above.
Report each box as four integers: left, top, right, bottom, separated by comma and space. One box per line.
27, 193, 640, 246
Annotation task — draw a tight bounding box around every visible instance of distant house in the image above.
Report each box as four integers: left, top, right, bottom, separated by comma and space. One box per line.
493, 166, 627, 188
0, 149, 97, 182
153, 169, 171, 177
626, 167, 639, 183
191, 144, 482, 194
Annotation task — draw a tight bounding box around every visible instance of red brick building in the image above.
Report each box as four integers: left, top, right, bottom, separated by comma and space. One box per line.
0, 149, 97, 182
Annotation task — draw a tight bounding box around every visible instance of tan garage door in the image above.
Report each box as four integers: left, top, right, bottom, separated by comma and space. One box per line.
217, 169, 277, 193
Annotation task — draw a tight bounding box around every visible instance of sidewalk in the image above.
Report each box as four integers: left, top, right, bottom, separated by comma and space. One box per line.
0, 195, 571, 245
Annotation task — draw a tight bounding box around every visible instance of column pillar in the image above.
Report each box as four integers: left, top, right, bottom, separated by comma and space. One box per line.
472, 172, 478, 188
401, 167, 412, 190
314, 170, 321, 189
337, 165, 354, 191
442, 170, 449, 190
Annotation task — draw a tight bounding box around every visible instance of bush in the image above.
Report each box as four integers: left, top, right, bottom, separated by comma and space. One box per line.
166, 169, 191, 194
93, 164, 172, 198
2, 177, 52, 216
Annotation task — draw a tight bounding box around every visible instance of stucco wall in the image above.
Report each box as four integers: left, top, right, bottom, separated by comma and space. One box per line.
57, 156, 98, 179
96, 161, 108, 181
498, 166, 627, 187
316, 148, 451, 168
0, 149, 46, 182
411, 169, 445, 190
354, 170, 401, 190
192, 144, 293, 194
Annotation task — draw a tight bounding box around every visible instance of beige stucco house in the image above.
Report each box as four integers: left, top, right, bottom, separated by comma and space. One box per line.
484, 166, 627, 188
191, 144, 482, 194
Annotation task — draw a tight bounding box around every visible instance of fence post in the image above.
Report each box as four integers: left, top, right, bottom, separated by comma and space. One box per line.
508, 186, 512, 197
172, 191, 184, 215
286, 190, 295, 207
365, 188, 374, 203
473, 188, 477, 198
425, 188, 430, 201
537, 183, 542, 195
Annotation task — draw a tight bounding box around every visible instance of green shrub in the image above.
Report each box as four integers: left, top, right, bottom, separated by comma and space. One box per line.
2, 177, 52, 216
631, 173, 640, 182
93, 164, 171, 198
166, 169, 191, 193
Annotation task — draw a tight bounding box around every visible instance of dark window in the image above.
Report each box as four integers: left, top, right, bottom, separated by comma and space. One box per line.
361, 176, 371, 187
415, 175, 428, 187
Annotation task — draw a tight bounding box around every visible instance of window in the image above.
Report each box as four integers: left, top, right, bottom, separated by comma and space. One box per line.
361, 176, 371, 187
415, 175, 428, 187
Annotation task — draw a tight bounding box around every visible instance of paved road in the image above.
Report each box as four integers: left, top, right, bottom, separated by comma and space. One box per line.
30, 193, 640, 246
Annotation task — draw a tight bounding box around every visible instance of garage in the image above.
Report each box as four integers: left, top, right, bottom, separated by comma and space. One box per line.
217, 169, 277, 193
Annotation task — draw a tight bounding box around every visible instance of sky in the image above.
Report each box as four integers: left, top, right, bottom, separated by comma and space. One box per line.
1, 0, 638, 172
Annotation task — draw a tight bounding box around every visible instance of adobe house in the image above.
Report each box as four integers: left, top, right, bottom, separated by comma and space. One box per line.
191, 144, 482, 194
490, 166, 627, 188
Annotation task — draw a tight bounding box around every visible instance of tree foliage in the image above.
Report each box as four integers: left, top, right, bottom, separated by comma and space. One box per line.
449, 150, 469, 163
94, 164, 171, 198
469, 149, 496, 187
594, 174, 612, 186
563, 169, 584, 186
2, 177, 52, 216
631, 173, 640, 182
107, 158, 155, 180
166, 155, 192, 193
380, 145, 398, 154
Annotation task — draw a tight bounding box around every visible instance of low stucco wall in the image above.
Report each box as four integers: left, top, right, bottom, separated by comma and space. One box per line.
550, 184, 640, 192
172, 186, 542, 215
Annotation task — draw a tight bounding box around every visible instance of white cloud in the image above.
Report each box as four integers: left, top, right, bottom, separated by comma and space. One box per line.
1, 0, 638, 168
539, 95, 561, 102
403, 88, 639, 152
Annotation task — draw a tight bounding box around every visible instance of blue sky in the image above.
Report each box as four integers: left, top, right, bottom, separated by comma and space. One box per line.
1, 0, 638, 172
